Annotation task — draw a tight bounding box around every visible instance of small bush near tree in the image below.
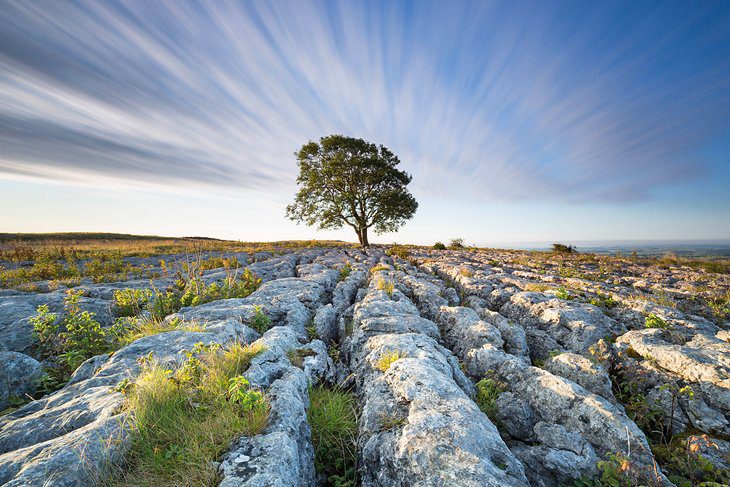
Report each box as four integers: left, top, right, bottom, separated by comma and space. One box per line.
432, 242, 446, 250
552, 243, 577, 254
448, 238, 465, 250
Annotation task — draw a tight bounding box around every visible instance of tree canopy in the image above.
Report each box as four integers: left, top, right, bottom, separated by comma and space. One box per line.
286, 135, 418, 246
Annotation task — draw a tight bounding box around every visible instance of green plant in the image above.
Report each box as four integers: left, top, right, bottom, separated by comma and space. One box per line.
386, 245, 410, 259
148, 290, 182, 322
475, 377, 506, 423
555, 288, 571, 300
113, 342, 267, 486
375, 350, 404, 372
588, 293, 618, 309
644, 313, 671, 330
448, 238, 465, 250
307, 385, 358, 487
652, 434, 730, 486
552, 243, 577, 254
433, 242, 446, 250
113, 288, 152, 317
30, 304, 60, 356
31, 290, 111, 374
338, 264, 352, 282
249, 306, 271, 334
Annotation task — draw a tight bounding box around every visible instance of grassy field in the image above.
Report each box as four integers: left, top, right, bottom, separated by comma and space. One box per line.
0, 233, 350, 262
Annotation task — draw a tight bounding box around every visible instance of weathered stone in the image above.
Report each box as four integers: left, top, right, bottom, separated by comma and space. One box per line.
0, 351, 42, 410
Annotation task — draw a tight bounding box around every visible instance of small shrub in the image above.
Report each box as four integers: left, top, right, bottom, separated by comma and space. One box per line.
31, 290, 111, 373
433, 242, 446, 250
555, 288, 571, 300
475, 377, 506, 423
588, 293, 617, 309
249, 306, 271, 334
448, 238, 465, 250
375, 350, 403, 372
552, 243, 577, 254
308, 385, 358, 487
148, 290, 182, 322
113, 288, 152, 317
644, 313, 670, 330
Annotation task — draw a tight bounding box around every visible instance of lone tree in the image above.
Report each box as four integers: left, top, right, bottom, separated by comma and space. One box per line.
286, 134, 417, 246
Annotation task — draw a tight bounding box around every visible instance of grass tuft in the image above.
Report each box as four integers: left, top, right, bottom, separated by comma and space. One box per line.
375, 350, 404, 372
111, 341, 267, 486
307, 385, 358, 487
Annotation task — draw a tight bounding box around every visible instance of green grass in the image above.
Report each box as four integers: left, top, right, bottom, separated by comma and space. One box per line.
644, 313, 671, 329
375, 277, 395, 297
114, 316, 206, 347
111, 342, 267, 486
307, 385, 358, 487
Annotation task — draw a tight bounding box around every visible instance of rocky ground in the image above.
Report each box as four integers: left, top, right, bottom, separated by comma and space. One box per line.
0, 246, 728, 486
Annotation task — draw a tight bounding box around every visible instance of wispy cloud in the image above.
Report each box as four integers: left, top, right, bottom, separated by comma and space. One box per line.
1, 0, 728, 202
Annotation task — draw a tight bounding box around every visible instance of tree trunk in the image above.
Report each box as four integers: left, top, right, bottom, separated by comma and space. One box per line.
361, 227, 369, 247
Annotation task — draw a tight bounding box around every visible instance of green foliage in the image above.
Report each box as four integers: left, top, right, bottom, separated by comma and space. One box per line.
249, 305, 271, 334
653, 434, 730, 486
644, 313, 671, 329
475, 377, 506, 423
588, 293, 618, 309
555, 288, 571, 300
286, 134, 418, 246
29, 304, 60, 356
113, 288, 152, 317
448, 238, 465, 250
85, 252, 126, 283
31, 290, 111, 374
572, 452, 634, 487
148, 290, 182, 322
432, 242, 446, 250
114, 342, 268, 486
308, 385, 358, 487
338, 264, 352, 282
552, 243, 577, 254
386, 245, 410, 259
147, 268, 261, 321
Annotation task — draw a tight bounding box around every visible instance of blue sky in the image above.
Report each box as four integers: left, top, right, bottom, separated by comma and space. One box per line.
1, 0, 729, 245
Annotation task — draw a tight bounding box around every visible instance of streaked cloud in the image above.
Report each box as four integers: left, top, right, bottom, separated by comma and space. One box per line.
1, 0, 728, 202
